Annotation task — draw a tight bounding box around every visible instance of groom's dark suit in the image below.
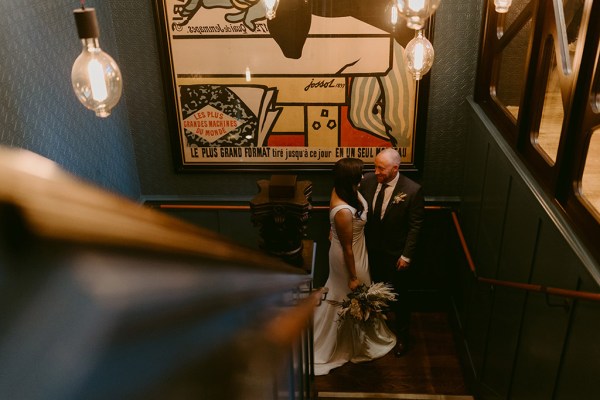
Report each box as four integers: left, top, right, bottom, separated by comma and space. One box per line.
360, 172, 424, 342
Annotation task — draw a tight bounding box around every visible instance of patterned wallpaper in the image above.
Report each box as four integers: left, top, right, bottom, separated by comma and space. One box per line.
0, 0, 140, 199
423, 0, 483, 197
108, 0, 280, 200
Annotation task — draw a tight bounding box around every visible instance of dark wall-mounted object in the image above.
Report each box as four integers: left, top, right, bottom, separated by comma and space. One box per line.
250, 175, 312, 267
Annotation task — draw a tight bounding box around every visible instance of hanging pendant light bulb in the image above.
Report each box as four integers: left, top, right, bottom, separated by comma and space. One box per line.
494, 0, 512, 13
390, 3, 399, 26
405, 30, 434, 80
71, 6, 122, 118
396, 0, 441, 30
264, 0, 279, 20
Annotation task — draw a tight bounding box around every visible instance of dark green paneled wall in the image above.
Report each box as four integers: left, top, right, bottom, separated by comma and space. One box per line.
459, 99, 600, 400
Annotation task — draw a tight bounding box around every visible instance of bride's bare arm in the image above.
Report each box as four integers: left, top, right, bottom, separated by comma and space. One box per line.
334, 208, 360, 290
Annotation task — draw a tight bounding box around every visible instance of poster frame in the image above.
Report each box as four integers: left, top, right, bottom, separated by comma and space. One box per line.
152, 0, 432, 172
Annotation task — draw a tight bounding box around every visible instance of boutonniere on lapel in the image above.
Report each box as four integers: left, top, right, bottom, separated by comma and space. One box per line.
392, 192, 407, 204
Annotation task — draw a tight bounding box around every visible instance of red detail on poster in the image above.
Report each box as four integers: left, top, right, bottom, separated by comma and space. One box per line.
267, 134, 305, 147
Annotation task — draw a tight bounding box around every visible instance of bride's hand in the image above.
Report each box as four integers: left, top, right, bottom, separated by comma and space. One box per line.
349, 277, 360, 290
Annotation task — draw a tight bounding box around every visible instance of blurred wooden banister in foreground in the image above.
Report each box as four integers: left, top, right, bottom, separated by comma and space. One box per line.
0, 146, 316, 400
0, 146, 301, 274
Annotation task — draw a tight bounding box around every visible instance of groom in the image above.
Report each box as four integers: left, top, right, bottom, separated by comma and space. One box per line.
360, 148, 425, 356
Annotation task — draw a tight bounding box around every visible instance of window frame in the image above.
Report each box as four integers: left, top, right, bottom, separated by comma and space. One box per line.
475, 0, 600, 262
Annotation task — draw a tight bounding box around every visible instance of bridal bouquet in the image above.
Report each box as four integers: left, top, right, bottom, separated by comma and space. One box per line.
328, 282, 397, 324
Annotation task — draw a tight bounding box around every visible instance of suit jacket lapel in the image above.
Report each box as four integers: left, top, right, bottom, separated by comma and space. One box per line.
381, 175, 405, 221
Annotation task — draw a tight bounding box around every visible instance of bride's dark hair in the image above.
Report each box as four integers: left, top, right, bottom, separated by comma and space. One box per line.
333, 157, 364, 215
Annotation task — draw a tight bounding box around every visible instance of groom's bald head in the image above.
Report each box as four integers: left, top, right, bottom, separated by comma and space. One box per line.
376, 148, 401, 167
374, 148, 401, 184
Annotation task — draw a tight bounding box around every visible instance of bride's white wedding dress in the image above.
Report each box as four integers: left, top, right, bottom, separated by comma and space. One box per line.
313, 194, 396, 376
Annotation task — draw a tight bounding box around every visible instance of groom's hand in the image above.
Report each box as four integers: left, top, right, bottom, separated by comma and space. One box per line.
396, 258, 410, 271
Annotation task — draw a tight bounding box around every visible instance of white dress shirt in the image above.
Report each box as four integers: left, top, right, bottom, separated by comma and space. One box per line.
372, 173, 400, 219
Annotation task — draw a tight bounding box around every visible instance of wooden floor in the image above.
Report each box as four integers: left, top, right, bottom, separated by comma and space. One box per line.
314, 312, 473, 400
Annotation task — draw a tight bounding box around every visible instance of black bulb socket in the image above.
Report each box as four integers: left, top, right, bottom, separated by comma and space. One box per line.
74, 7, 100, 39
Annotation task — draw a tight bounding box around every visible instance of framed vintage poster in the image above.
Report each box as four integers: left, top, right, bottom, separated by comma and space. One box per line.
153, 0, 431, 171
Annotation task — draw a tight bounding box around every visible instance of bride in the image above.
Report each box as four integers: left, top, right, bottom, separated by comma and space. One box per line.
313, 158, 396, 376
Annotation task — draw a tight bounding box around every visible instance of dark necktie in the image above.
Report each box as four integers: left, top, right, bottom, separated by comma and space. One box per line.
373, 183, 388, 221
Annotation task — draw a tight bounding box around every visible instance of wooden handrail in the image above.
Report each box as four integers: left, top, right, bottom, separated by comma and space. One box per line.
451, 211, 477, 275
157, 204, 445, 212
450, 211, 600, 303
159, 204, 251, 210
477, 277, 600, 302
0, 147, 304, 275
264, 289, 323, 347
153, 201, 600, 302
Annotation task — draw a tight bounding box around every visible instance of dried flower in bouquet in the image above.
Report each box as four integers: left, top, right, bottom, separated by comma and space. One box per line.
327, 282, 397, 324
